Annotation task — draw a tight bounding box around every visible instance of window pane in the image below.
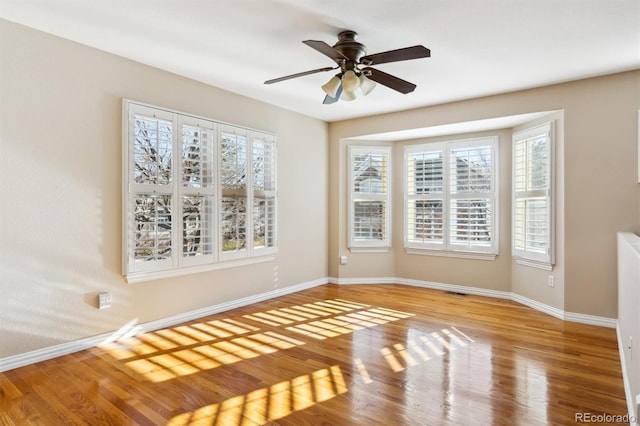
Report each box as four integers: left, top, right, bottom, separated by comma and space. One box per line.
515, 198, 547, 254
221, 133, 247, 190
529, 136, 548, 190
408, 151, 443, 194
353, 152, 387, 195
182, 195, 213, 257
134, 115, 173, 185
252, 139, 276, 191
514, 140, 527, 192
450, 146, 492, 193
134, 194, 172, 262
408, 200, 443, 242
515, 135, 548, 192
353, 201, 385, 241
221, 196, 246, 252
253, 197, 276, 249
449, 199, 492, 246
182, 125, 212, 188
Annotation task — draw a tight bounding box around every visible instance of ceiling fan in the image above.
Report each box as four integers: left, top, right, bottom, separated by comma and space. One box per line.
264, 30, 431, 104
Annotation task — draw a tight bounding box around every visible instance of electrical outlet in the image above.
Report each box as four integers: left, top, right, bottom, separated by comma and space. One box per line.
547, 276, 555, 287
98, 292, 112, 310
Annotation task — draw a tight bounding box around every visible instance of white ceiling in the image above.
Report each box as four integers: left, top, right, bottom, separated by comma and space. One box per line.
1, 0, 639, 123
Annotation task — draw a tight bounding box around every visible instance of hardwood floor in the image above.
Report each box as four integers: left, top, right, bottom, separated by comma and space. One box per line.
0, 284, 628, 425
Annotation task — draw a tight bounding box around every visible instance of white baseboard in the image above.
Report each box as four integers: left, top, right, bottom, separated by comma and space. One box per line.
0, 278, 329, 373
511, 293, 565, 320
1, 276, 617, 373
332, 276, 616, 327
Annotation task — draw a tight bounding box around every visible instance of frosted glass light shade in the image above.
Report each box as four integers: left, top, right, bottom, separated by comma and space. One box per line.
321, 76, 341, 98
359, 74, 376, 96
341, 70, 361, 92
340, 90, 356, 101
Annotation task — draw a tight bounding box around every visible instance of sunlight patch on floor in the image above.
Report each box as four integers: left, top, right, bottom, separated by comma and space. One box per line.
98, 299, 412, 383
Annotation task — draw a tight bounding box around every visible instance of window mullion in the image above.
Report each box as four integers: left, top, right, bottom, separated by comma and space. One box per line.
442, 146, 451, 250
172, 113, 181, 269
246, 134, 254, 256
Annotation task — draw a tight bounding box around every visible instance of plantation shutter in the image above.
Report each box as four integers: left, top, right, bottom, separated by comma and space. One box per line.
448, 141, 495, 252
126, 104, 177, 273
179, 116, 216, 266
513, 122, 554, 267
404, 137, 497, 256
251, 133, 277, 255
123, 100, 278, 282
348, 146, 391, 249
220, 125, 249, 260
406, 146, 444, 248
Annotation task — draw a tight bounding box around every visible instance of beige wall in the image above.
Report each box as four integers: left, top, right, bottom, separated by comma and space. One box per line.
0, 21, 329, 358
329, 70, 640, 318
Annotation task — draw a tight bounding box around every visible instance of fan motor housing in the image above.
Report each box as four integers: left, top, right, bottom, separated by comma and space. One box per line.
333, 30, 366, 63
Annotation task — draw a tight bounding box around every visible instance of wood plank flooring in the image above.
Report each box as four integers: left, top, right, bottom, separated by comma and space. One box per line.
0, 284, 629, 425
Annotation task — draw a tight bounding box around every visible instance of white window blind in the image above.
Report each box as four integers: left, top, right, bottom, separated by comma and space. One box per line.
348, 146, 391, 250
252, 134, 277, 253
180, 116, 215, 266
406, 149, 444, 247
512, 122, 554, 268
123, 100, 277, 282
448, 143, 494, 251
405, 137, 498, 257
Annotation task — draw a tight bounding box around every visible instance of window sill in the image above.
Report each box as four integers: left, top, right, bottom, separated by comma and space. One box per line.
125, 255, 276, 283
405, 248, 497, 261
349, 246, 391, 253
514, 257, 553, 271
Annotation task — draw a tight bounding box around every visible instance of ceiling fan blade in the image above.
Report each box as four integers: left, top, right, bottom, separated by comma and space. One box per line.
362, 67, 416, 94
303, 40, 348, 62
264, 66, 336, 84
323, 84, 343, 104
361, 45, 430, 66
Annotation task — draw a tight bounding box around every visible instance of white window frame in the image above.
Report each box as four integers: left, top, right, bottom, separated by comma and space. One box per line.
404, 137, 499, 259
348, 146, 391, 252
512, 122, 554, 270
122, 100, 277, 283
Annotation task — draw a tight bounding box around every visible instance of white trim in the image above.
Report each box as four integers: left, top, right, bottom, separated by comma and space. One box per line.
511, 292, 564, 320
617, 321, 638, 426
405, 248, 497, 261
0, 278, 328, 373
126, 255, 276, 283
349, 247, 391, 253
563, 311, 617, 328
515, 257, 553, 271
395, 277, 511, 299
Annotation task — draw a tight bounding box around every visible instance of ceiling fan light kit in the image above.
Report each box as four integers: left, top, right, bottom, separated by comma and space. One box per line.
321, 75, 342, 98
264, 30, 430, 104
359, 74, 376, 96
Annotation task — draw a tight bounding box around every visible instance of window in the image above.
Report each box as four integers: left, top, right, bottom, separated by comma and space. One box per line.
123, 101, 276, 282
512, 122, 554, 269
405, 137, 498, 258
348, 146, 391, 251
